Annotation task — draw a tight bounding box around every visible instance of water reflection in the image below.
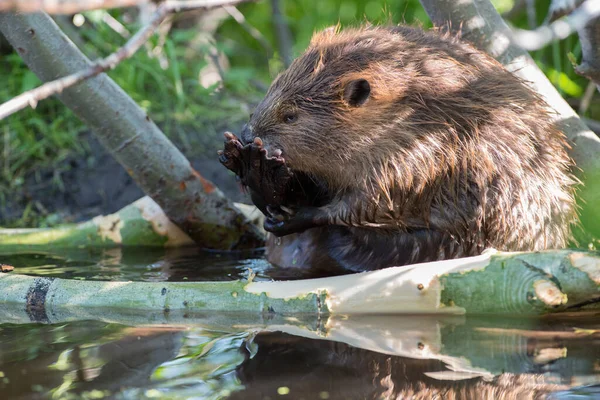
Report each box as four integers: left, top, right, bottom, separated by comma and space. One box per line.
0, 247, 351, 282
0, 312, 598, 399
1, 249, 599, 398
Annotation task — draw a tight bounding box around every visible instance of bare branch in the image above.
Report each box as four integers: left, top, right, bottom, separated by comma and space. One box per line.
546, 0, 585, 23
102, 10, 132, 38
0, 0, 251, 120
0, 0, 253, 13
512, 0, 600, 50
0, 0, 147, 13
579, 81, 597, 115
0, 64, 103, 119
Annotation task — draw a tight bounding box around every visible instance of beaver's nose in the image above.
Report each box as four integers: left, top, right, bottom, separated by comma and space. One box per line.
241, 124, 254, 145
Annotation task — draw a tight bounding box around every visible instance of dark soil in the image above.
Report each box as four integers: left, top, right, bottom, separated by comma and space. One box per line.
0, 131, 250, 226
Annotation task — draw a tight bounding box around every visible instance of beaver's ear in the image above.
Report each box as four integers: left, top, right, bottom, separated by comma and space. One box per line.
343, 79, 371, 107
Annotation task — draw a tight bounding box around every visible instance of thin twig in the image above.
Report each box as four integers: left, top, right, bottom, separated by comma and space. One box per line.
512, 0, 600, 51
0, 0, 251, 121
0, 0, 147, 13
2, 127, 9, 178
102, 11, 131, 38
579, 80, 597, 115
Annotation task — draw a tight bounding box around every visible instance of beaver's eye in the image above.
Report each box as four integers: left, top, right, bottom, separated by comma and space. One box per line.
283, 112, 298, 124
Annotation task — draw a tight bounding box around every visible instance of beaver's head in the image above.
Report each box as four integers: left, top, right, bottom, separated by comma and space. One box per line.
240, 26, 499, 191
241, 27, 423, 187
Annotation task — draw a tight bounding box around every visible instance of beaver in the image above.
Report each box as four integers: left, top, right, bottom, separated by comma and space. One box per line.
220, 25, 578, 272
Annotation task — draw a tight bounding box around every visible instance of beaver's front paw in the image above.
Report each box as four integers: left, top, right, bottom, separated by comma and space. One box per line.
218, 133, 293, 207
243, 137, 293, 206
264, 205, 327, 236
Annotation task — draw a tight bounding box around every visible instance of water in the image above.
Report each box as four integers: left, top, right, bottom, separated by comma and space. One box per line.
1, 250, 599, 399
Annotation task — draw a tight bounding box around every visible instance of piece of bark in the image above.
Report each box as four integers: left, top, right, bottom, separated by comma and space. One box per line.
0, 264, 15, 272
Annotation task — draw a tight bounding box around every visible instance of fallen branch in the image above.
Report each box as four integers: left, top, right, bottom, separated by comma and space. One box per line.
0, 11, 264, 250
512, 0, 600, 50
419, 0, 600, 236
0, 197, 195, 249
0, 0, 145, 13
0, 196, 263, 249
0, 0, 250, 120
1, 249, 599, 316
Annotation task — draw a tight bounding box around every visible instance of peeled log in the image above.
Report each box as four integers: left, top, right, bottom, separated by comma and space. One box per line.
0, 196, 263, 249
1, 250, 599, 316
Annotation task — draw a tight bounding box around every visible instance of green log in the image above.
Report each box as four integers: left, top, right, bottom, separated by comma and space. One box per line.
0, 196, 263, 249
1, 249, 598, 316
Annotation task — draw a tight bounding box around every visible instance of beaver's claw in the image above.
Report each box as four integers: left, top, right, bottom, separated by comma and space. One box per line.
264, 205, 327, 236
218, 132, 245, 176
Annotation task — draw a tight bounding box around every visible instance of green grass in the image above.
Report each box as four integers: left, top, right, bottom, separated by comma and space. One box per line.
0, 54, 87, 196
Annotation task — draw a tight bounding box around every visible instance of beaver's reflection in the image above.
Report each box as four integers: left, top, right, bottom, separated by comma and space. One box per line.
230, 331, 564, 400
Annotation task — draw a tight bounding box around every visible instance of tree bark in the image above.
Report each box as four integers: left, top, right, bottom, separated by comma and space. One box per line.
419, 0, 600, 236
2, 249, 599, 315
0, 12, 264, 250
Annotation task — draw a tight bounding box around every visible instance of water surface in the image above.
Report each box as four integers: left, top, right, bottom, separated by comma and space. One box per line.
1, 249, 599, 399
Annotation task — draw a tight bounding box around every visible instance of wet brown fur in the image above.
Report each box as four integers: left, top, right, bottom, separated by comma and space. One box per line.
246, 25, 578, 270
